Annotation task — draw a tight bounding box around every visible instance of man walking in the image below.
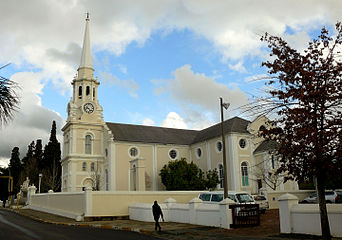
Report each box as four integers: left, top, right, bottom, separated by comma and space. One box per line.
152, 200, 164, 231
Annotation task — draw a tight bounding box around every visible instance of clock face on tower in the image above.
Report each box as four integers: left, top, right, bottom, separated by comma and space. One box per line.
83, 103, 94, 114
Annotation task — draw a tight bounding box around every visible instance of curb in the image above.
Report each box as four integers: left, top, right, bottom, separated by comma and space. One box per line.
7, 208, 153, 235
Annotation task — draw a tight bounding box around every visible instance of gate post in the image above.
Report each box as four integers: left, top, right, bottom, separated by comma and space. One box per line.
219, 198, 234, 229
84, 186, 93, 218
189, 198, 202, 225
278, 193, 298, 234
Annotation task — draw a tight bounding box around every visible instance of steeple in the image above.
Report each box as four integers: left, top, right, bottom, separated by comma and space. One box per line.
78, 13, 94, 79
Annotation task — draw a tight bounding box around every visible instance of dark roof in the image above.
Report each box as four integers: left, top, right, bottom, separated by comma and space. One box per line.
106, 122, 198, 145
106, 116, 251, 145
254, 140, 279, 154
192, 117, 251, 144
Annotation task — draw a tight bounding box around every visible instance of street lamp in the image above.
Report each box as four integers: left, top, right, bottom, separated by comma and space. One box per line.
220, 97, 230, 200
38, 173, 43, 193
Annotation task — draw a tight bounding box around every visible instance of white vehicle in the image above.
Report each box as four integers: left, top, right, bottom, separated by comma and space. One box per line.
198, 191, 255, 204
252, 195, 269, 213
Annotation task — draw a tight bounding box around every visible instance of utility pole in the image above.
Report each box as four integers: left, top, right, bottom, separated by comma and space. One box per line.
220, 97, 230, 199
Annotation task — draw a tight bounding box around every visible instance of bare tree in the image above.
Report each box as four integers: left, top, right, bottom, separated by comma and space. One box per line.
245, 23, 342, 240
252, 151, 285, 191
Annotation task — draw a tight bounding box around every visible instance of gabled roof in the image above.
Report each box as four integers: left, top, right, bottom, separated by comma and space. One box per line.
106, 116, 251, 145
192, 117, 251, 144
253, 140, 279, 154
106, 122, 198, 145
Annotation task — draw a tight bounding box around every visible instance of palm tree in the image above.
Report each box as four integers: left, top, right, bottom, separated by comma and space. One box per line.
0, 63, 19, 125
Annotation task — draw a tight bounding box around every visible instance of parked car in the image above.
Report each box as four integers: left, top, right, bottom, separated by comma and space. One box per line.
198, 191, 255, 204
252, 195, 269, 213
301, 191, 342, 204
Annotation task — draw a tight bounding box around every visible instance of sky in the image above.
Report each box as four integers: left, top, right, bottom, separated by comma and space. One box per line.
0, 0, 341, 166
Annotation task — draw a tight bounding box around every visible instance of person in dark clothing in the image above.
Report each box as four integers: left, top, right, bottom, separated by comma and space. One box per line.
152, 200, 164, 231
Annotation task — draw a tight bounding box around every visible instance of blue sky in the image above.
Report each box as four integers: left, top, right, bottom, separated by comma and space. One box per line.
0, 0, 341, 164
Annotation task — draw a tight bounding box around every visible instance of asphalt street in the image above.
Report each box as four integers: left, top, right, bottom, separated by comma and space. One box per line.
0, 209, 161, 240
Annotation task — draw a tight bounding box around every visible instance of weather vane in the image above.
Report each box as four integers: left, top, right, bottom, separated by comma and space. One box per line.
86, 12, 90, 20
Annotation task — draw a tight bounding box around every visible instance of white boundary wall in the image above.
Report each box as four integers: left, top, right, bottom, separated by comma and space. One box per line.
27, 186, 201, 221
129, 198, 234, 229
278, 193, 342, 237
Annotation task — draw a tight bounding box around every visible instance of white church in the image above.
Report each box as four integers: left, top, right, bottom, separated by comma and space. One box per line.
61, 16, 298, 194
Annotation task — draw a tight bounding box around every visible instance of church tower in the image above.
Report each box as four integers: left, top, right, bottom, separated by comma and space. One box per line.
61, 15, 105, 192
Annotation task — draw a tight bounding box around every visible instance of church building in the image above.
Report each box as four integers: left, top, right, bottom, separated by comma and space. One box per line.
61, 16, 298, 194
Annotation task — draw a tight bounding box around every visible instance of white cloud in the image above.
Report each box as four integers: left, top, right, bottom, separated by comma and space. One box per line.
142, 118, 155, 126
161, 112, 188, 129
100, 71, 140, 98
0, 72, 64, 162
154, 64, 250, 129
170, 64, 249, 113
228, 61, 247, 73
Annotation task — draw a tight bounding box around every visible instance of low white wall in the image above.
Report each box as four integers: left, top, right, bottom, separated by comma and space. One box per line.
27, 187, 201, 220
129, 198, 233, 229
267, 190, 315, 209
29, 191, 84, 220
279, 193, 342, 237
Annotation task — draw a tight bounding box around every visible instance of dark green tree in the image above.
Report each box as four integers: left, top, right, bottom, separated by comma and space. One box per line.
19, 141, 39, 188
35, 139, 44, 170
160, 158, 219, 190
8, 147, 22, 194
21, 141, 35, 167
42, 121, 61, 192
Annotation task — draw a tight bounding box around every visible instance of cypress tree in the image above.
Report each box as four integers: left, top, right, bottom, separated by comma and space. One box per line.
8, 147, 22, 194
42, 120, 61, 192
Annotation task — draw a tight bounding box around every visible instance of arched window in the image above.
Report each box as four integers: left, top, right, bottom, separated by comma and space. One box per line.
82, 162, 87, 171
93, 87, 95, 100
241, 162, 249, 186
85, 135, 92, 154
90, 162, 95, 171
78, 86, 82, 99
271, 155, 275, 169
105, 169, 109, 191
86, 86, 90, 96
218, 164, 224, 188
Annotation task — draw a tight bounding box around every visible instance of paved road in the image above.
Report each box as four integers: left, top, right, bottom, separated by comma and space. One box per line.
0, 209, 161, 240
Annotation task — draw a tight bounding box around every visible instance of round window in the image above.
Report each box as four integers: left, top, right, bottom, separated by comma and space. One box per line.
216, 141, 223, 152
129, 147, 139, 157
196, 148, 202, 158
169, 149, 177, 160
239, 139, 247, 149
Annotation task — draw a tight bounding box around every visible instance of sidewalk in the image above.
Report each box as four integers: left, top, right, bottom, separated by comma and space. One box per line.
4, 207, 341, 240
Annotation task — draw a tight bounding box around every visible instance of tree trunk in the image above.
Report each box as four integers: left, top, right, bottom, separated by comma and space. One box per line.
316, 175, 331, 240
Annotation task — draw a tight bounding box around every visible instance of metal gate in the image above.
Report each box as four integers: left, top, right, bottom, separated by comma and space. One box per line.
229, 204, 260, 228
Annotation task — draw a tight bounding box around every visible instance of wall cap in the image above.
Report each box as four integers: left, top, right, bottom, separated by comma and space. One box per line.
219, 198, 235, 205
164, 198, 177, 203
189, 197, 202, 203
278, 193, 298, 201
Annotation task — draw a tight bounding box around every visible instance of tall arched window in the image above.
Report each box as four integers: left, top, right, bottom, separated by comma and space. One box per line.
78, 86, 82, 99
93, 87, 95, 100
218, 164, 224, 188
82, 162, 87, 171
241, 162, 249, 186
86, 86, 90, 96
105, 169, 109, 191
85, 135, 92, 154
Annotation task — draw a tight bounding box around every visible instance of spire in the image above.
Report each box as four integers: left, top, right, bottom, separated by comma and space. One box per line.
78, 13, 94, 78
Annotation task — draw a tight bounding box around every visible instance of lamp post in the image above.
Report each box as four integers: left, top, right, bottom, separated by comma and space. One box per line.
220, 97, 230, 199
38, 173, 43, 193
